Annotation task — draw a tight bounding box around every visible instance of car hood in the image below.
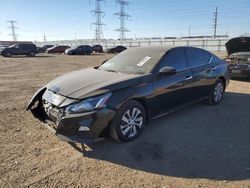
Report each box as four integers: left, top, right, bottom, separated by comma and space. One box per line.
225, 37, 250, 56
0, 47, 7, 51
64, 48, 73, 53
66, 47, 76, 51
46, 68, 147, 100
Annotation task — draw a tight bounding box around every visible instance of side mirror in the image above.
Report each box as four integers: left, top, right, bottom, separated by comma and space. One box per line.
159, 66, 176, 76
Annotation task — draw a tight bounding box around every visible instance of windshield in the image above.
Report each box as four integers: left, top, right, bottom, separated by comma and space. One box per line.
98, 47, 167, 74
9, 44, 17, 48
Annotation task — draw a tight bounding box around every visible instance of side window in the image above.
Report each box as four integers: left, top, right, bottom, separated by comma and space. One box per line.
159, 48, 187, 71
204, 51, 211, 63
186, 48, 207, 67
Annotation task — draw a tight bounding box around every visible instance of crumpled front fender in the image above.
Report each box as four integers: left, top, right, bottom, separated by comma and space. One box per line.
26, 87, 46, 111
26, 87, 47, 122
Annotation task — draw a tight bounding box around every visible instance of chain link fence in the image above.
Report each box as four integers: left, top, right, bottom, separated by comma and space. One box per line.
35, 37, 229, 52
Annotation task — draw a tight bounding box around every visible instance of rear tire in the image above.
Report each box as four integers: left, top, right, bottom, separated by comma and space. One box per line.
109, 100, 146, 142
206, 79, 225, 105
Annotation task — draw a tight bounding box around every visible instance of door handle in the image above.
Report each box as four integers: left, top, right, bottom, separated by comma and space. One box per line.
211, 66, 216, 71
207, 66, 216, 73
185, 76, 193, 81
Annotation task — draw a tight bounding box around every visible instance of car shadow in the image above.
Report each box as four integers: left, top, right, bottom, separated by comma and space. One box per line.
9, 55, 55, 58
66, 53, 107, 57
70, 92, 250, 181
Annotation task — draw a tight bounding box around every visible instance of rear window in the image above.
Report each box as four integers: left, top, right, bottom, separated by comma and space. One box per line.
186, 48, 209, 67
204, 51, 211, 62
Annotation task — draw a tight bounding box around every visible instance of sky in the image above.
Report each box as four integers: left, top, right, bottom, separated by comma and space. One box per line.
0, 0, 249, 41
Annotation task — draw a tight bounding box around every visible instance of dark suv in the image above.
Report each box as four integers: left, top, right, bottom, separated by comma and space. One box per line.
64, 45, 93, 55
92, 45, 103, 53
0, 43, 39, 57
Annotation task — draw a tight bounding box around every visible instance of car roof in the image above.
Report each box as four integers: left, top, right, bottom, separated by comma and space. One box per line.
119, 46, 210, 65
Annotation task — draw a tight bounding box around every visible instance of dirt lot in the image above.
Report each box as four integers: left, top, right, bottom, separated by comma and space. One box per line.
0, 53, 249, 188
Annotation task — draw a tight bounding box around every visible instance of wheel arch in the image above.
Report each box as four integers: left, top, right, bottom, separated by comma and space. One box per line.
98, 98, 149, 138
130, 98, 149, 123
218, 76, 226, 91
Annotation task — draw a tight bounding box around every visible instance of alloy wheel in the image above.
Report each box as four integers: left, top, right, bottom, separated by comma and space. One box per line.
214, 82, 224, 103
120, 108, 143, 138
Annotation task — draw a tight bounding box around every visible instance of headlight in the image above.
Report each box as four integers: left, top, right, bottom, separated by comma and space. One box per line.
65, 92, 112, 114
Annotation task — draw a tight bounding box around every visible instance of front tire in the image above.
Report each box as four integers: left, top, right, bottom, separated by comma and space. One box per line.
109, 100, 146, 142
27, 51, 36, 57
206, 79, 225, 105
4, 51, 12, 57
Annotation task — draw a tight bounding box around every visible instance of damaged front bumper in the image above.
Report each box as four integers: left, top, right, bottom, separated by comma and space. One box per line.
229, 64, 250, 79
26, 87, 115, 144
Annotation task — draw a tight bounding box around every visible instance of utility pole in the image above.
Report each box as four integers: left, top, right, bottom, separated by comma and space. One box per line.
7, 20, 18, 41
114, 0, 130, 41
43, 33, 47, 42
188, 24, 191, 37
91, 0, 105, 44
213, 7, 218, 38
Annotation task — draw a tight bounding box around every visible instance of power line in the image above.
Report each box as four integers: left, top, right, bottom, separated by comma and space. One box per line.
114, 0, 130, 41
91, 0, 105, 44
7, 20, 18, 41
213, 7, 218, 38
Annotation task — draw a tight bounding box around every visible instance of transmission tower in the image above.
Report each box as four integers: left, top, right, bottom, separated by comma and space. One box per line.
91, 0, 105, 44
43, 33, 47, 42
213, 7, 218, 38
114, 0, 130, 41
7, 20, 18, 41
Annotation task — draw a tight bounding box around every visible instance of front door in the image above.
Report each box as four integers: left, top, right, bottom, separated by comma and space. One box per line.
153, 47, 195, 113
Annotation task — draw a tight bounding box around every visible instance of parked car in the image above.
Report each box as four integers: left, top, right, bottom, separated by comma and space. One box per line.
0, 43, 39, 57
0, 45, 9, 49
107, 45, 127, 53
46, 45, 70, 54
65, 45, 93, 55
27, 46, 229, 144
92, 45, 103, 53
38, 45, 54, 53
225, 37, 250, 78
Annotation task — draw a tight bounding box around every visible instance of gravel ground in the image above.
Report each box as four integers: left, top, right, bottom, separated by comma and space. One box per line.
0, 53, 249, 188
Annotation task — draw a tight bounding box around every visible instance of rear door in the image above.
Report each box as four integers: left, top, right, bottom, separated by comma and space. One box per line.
185, 47, 215, 99
152, 47, 195, 113
23, 44, 31, 54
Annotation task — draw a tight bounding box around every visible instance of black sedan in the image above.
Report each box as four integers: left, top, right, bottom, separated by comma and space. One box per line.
65, 45, 93, 55
27, 46, 229, 143
107, 45, 127, 53
38, 45, 54, 53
